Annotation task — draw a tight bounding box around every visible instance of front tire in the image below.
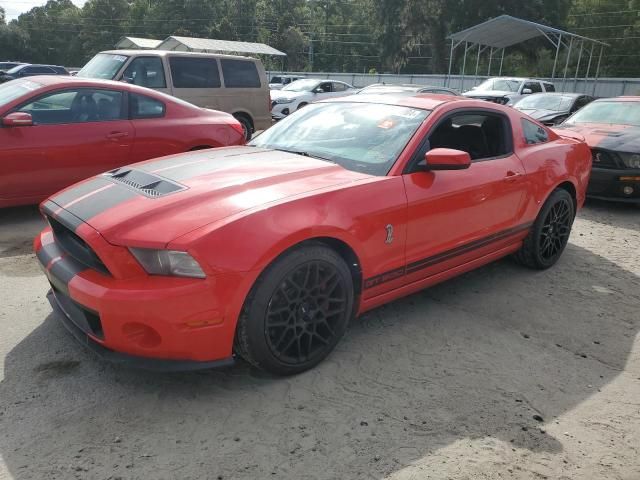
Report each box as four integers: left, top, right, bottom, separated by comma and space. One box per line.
234, 245, 354, 375
297, 102, 308, 110
514, 188, 575, 269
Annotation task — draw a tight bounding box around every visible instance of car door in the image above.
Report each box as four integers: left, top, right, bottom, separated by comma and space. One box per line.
127, 92, 184, 163
0, 87, 134, 200
119, 56, 171, 96
314, 81, 335, 101
401, 108, 528, 284
331, 81, 353, 98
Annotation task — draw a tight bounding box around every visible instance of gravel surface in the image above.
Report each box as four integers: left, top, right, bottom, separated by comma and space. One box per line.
0, 200, 638, 480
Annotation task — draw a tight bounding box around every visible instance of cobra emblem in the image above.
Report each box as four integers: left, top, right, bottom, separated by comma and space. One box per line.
385, 224, 394, 244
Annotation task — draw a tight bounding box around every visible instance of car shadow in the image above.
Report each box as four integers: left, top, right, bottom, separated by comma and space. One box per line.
1, 241, 638, 479
0, 206, 44, 259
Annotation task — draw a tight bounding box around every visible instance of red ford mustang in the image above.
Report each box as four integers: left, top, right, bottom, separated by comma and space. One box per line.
0, 76, 244, 208
35, 95, 592, 375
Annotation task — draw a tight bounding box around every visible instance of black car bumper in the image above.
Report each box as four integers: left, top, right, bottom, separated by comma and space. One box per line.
587, 167, 640, 204
47, 289, 236, 372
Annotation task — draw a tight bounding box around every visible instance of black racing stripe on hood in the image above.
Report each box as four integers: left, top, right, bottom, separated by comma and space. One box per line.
41, 200, 84, 232
50, 177, 114, 207
64, 184, 138, 221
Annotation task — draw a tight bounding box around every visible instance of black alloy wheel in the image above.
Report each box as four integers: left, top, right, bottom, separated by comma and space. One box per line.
235, 245, 354, 375
514, 188, 575, 269
264, 260, 348, 365
539, 197, 572, 262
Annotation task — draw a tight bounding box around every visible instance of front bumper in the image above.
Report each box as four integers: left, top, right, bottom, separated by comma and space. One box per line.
271, 102, 294, 120
587, 167, 640, 204
47, 290, 234, 371
35, 225, 242, 370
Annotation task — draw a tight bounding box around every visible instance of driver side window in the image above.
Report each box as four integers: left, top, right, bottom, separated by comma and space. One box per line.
410, 111, 512, 171
123, 57, 166, 89
319, 82, 333, 93
18, 89, 123, 125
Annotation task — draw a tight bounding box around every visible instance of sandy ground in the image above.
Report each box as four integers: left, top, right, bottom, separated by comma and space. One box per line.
0, 200, 638, 480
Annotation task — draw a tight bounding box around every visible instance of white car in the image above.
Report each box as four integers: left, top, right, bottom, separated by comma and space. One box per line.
269, 75, 303, 90
270, 79, 356, 120
463, 77, 556, 105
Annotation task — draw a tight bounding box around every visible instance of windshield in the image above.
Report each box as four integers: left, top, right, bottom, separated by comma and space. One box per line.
475, 78, 521, 92
6, 65, 25, 75
565, 101, 640, 127
283, 79, 320, 92
249, 102, 429, 176
77, 53, 128, 80
0, 80, 41, 107
517, 95, 574, 112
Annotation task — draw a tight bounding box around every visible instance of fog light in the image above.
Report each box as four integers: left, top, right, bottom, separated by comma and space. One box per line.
623, 186, 634, 195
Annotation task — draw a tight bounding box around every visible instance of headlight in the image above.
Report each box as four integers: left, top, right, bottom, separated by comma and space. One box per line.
129, 248, 206, 278
618, 153, 640, 169
274, 98, 294, 104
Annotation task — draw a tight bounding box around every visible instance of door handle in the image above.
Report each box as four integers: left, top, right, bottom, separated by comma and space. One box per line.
504, 171, 523, 182
106, 131, 129, 140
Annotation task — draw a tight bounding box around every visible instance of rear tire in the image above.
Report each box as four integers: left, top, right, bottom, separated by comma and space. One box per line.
233, 114, 253, 141
514, 188, 575, 269
234, 245, 354, 375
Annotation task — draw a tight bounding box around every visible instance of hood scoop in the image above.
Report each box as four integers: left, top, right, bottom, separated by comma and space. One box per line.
104, 168, 186, 198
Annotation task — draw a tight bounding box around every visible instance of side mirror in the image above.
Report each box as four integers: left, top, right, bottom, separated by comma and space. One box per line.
425, 148, 471, 171
522, 88, 533, 95
312, 88, 323, 94
2, 112, 33, 127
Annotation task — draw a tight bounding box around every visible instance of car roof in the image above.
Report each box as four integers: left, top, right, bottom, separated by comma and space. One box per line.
596, 96, 640, 102
19, 75, 126, 87
323, 93, 470, 110
524, 92, 583, 98
100, 49, 255, 61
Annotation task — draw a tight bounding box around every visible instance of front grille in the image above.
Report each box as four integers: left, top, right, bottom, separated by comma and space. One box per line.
591, 149, 621, 169
51, 282, 104, 339
47, 216, 110, 275
104, 168, 185, 198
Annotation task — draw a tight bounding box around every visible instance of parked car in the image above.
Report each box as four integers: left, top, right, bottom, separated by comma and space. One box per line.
0, 76, 244, 208
357, 83, 460, 96
557, 97, 640, 204
514, 93, 594, 126
0, 64, 69, 83
0, 61, 26, 73
464, 77, 555, 105
270, 78, 356, 119
269, 74, 303, 90
35, 94, 591, 375
77, 50, 270, 140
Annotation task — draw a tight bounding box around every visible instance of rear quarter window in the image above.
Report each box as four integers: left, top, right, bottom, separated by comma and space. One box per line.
220, 59, 261, 88
130, 93, 165, 119
522, 118, 549, 144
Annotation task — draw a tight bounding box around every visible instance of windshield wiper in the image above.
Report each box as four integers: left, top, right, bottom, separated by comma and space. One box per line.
273, 148, 336, 164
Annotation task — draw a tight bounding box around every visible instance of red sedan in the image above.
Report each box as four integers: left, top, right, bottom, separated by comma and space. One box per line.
0, 76, 244, 208
35, 95, 592, 375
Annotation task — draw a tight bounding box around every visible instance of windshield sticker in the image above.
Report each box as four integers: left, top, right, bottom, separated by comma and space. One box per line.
378, 119, 396, 129
112, 55, 127, 62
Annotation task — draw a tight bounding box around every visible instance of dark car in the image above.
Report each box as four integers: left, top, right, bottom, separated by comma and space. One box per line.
357, 83, 460, 96
0, 62, 26, 73
514, 93, 594, 126
557, 97, 640, 204
0, 64, 69, 83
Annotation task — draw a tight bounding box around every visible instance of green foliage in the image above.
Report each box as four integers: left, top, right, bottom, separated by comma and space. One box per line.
0, 0, 637, 76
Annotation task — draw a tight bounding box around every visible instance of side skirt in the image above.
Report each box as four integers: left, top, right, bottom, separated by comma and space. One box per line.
358, 242, 521, 314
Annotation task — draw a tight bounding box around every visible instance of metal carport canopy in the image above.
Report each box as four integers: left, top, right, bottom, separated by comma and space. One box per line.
446, 15, 609, 93
449, 15, 607, 50
157, 36, 286, 57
